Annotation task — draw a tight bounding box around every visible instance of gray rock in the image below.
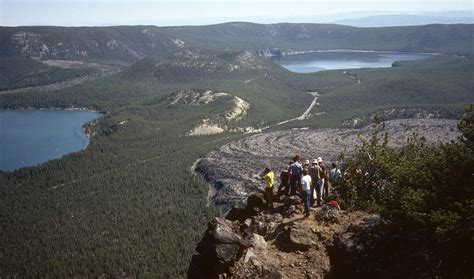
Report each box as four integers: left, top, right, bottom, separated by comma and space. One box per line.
288, 223, 318, 251
283, 195, 302, 206
210, 218, 248, 247
243, 248, 257, 263
251, 233, 268, 251
226, 206, 252, 222
190, 217, 250, 278
215, 244, 240, 264
247, 213, 283, 239
263, 213, 283, 223
284, 205, 297, 217
246, 192, 267, 211
316, 205, 340, 223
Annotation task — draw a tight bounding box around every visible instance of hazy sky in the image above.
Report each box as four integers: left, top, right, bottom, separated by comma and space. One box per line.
1, 0, 472, 26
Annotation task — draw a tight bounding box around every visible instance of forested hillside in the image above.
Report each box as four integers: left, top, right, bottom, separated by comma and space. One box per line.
1, 23, 473, 65
0, 23, 473, 277
0, 57, 94, 91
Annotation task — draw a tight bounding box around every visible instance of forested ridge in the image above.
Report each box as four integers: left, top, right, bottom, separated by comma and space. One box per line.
0, 23, 473, 277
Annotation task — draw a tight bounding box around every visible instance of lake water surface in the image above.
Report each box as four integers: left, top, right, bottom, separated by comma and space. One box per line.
274, 51, 433, 73
0, 110, 100, 171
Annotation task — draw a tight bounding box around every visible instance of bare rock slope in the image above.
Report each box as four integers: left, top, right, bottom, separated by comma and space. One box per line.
194, 119, 459, 214
188, 192, 380, 278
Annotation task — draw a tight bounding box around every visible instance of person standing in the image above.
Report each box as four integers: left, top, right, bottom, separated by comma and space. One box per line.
278, 166, 290, 196
262, 166, 274, 209
303, 159, 310, 170
329, 162, 342, 191
288, 155, 303, 196
318, 157, 330, 198
315, 159, 324, 206
308, 159, 319, 206
300, 169, 312, 217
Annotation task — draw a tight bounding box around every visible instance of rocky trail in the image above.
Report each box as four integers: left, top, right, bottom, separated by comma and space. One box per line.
193, 118, 459, 214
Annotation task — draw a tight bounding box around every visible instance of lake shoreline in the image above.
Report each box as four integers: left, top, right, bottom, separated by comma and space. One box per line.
273, 50, 434, 73
283, 49, 441, 56
0, 109, 102, 171
260, 48, 442, 58
0, 106, 106, 114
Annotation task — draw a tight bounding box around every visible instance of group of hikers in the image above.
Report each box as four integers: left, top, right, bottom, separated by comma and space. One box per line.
261, 155, 342, 217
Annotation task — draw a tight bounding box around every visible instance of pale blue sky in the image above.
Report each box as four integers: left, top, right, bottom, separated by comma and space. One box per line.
1, 0, 472, 26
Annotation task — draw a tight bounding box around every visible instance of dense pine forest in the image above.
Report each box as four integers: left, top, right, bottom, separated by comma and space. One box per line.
0, 23, 473, 276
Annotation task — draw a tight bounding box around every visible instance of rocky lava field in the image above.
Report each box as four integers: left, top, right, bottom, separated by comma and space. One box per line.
194, 118, 459, 214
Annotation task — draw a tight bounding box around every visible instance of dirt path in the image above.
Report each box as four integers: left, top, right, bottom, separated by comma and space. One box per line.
297, 92, 319, 120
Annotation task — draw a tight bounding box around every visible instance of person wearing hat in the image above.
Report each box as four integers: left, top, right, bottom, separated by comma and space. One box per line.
301, 159, 310, 193
318, 157, 330, 198
309, 159, 321, 206
300, 168, 312, 217
313, 159, 324, 206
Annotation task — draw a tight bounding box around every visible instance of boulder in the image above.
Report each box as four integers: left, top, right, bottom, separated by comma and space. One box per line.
284, 205, 296, 217
263, 213, 283, 223
246, 192, 267, 211
281, 196, 302, 217
190, 217, 250, 278
226, 207, 252, 222
282, 195, 302, 206
316, 205, 341, 223
202, 218, 248, 247
246, 213, 283, 239
288, 222, 318, 251
215, 244, 240, 264
231, 250, 283, 278
250, 233, 268, 251
243, 248, 257, 263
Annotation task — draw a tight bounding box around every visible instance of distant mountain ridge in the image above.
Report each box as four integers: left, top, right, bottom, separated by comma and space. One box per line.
1, 23, 473, 66
335, 14, 474, 27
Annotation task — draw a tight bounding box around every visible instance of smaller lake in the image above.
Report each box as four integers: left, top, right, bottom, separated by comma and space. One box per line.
273, 51, 433, 73
0, 110, 100, 171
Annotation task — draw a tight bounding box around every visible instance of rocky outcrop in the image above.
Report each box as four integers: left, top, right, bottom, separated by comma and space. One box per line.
256, 48, 284, 58
188, 193, 379, 278
168, 89, 251, 136
287, 222, 319, 251
188, 218, 251, 277
5, 27, 184, 64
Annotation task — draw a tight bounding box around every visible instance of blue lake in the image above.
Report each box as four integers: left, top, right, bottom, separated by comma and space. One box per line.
274, 51, 433, 73
0, 110, 100, 171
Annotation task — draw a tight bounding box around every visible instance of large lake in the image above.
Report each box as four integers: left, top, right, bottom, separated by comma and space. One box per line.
274, 50, 433, 73
0, 110, 100, 171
